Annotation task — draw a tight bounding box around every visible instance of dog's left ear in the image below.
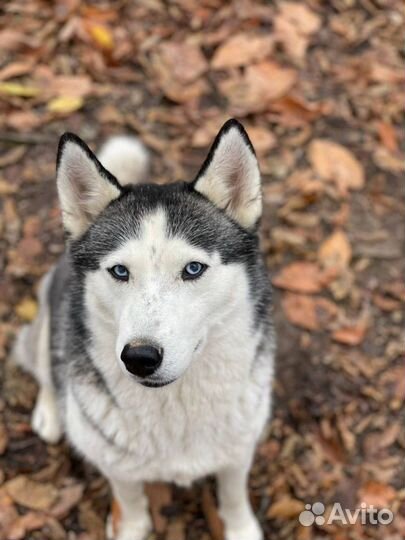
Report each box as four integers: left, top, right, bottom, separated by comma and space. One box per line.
56, 133, 123, 238
193, 119, 262, 229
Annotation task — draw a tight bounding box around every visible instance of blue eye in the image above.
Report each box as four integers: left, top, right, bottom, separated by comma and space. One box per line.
109, 264, 129, 281
182, 262, 207, 280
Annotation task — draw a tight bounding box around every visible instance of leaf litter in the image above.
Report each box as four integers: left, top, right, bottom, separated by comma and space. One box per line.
0, 0, 404, 539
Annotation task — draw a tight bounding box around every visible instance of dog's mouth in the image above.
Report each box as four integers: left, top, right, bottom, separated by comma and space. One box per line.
140, 378, 176, 388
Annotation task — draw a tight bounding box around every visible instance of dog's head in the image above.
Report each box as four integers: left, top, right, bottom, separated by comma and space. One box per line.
56, 120, 264, 387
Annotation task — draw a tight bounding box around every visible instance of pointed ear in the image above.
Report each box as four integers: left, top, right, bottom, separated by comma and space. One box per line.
193, 119, 262, 229
56, 133, 123, 238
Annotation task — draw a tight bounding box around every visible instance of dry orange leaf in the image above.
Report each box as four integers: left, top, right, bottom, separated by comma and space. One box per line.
267, 496, 305, 519
308, 139, 365, 195
358, 481, 396, 509
274, 2, 321, 62
5, 476, 58, 511
110, 497, 121, 537
246, 126, 276, 154
273, 261, 324, 293
219, 61, 296, 115
202, 485, 224, 540
157, 41, 208, 84
145, 483, 172, 534
211, 33, 274, 69
282, 293, 338, 330
318, 230, 351, 273
332, 319, 368, 346
0, 61, 34, 81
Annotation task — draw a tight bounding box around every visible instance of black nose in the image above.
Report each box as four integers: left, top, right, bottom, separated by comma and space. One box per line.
120, 344, 163, 378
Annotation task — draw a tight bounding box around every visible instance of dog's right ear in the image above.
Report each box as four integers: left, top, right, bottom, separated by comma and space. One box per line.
56, 133, 123, 238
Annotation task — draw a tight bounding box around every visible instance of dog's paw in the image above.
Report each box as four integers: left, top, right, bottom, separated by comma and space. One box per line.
32, 391, 62, 444
106, 513, 152, 540
225, 517, 263, 540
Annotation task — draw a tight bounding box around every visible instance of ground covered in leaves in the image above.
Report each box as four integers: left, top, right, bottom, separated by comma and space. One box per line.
0, 1, 404, 539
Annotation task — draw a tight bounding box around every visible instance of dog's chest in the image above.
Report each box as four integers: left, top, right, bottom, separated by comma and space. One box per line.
66, 362, 270, 485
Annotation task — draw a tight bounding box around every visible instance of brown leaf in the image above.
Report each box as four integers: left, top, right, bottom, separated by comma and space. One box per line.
211, 33, 274, 69
6, 512, 47, 540
145, 482, 172, 534
278, 2, 321, 35
0, 146, 27, 168
166, 520, 186, 540
273, 261, 324, 293
318, 230, 351, 273
246, 126, 276, 154
50, 484, 84, 519
332, 319, 368, 346
157, 41, 208, 84
202, 484, 224, 540
358, 481, 396, 509
5, 476, 58, 511
377, 121, 398, 153
308, 139, 365, 195
219, 61, 297, 115
0, 61, 34, 81
274, 2, 321, 62
0, 420, 8, 455
267, 496, 304, 519
6, 111, 43, 132
282, 293, 338, 330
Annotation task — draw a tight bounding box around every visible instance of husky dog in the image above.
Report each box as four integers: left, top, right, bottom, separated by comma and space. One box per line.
13, 119, 275, 540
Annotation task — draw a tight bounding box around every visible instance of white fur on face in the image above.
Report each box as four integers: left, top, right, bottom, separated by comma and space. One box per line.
194, 126, 262, 229
84, 208, 252, 385
57, 141, 121, 238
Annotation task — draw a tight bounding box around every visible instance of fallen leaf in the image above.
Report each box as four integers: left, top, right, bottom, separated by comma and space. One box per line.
156, 41, 208, 84
6, 110, 43, 131
278, 2, 321, 35
274, 2, 321, 62
219, 61, 297, 115
377, 121, 398, 153
47, 96, 84, 114
332, 319, 368, 346
273, 262, 324, 293
308, 139, 365, 195
0, 82, 39, 97
0, 146, 27, 168
166, 520, 186, 540
267, 496, 304, 519
282, 293, 338, 330
246, 126, 276, 154
0, 61, 34, 81
6, 512, 47, 540
202, 484, 224, 540
0, 420, 8, 455
211, 33, 274, 69
50, 484, 84, 519
15, 298, 38, 322
5, 476, 58, 511
145, 483, 172, 534
318, 230, 351, 273
358, 481, 396, 509
86, 23, 114, 50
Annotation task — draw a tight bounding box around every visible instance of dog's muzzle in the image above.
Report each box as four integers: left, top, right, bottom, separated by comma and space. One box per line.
120, 343, 163, 378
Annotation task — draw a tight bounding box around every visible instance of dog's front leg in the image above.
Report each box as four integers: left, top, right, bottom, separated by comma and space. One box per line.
107, 478, 152, 540
217, 463, 263, 540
